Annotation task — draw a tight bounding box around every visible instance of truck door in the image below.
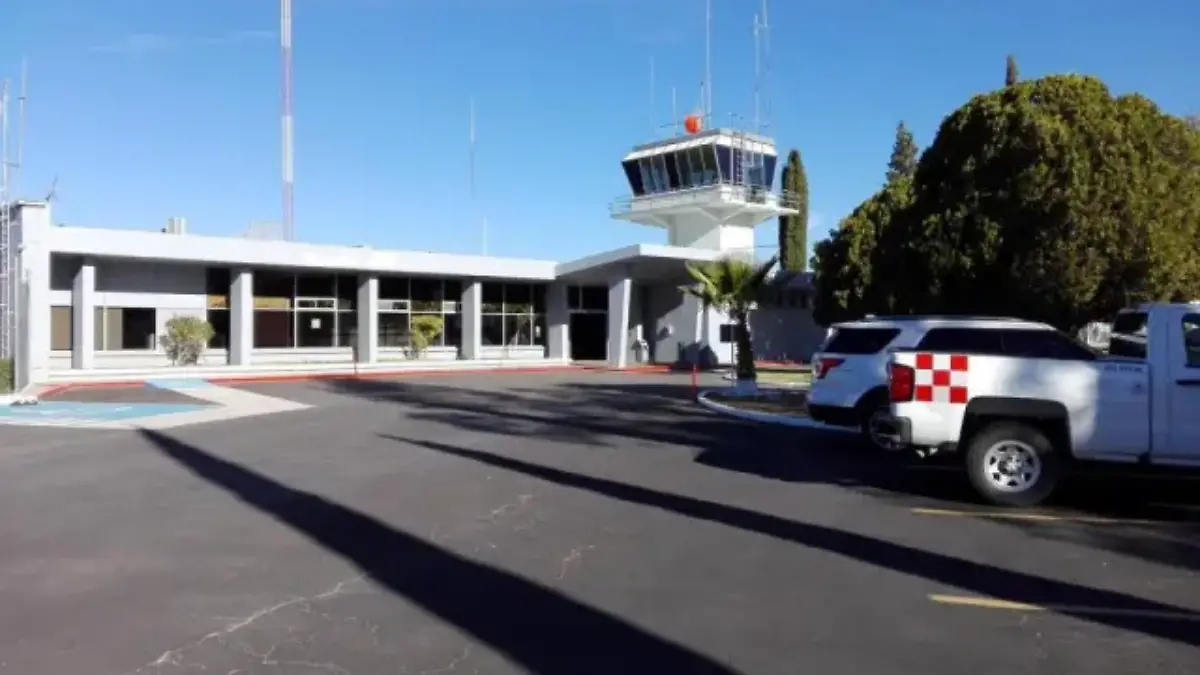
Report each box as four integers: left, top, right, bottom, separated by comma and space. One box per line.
1166, 312, 1200, 461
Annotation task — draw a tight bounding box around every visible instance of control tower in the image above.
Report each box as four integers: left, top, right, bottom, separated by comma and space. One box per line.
610, 119, 798, 256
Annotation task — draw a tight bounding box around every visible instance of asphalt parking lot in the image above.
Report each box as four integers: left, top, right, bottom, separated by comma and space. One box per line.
1, 371, 1198, 674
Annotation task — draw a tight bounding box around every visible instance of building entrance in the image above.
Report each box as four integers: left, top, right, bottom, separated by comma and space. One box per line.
569, 313, 607, 361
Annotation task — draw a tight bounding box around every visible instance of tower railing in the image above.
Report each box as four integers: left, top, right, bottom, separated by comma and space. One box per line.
609, 184, 803, 218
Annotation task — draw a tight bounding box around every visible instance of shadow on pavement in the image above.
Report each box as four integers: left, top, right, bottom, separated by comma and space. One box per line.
138, 429, 739, 675
321, 376, 1200, 572
390, 436, 1200, 649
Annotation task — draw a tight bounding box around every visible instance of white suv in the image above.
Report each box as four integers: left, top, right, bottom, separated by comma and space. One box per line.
807, 315, 1046, 448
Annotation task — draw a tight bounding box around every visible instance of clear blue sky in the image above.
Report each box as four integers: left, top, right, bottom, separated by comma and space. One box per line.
2, 0, 1197, 263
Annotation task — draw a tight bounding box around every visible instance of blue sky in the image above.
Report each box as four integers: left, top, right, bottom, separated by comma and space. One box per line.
2, 0, 1197, 263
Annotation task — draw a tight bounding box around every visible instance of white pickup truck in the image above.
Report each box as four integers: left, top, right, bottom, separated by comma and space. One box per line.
877, 303, 1200, 507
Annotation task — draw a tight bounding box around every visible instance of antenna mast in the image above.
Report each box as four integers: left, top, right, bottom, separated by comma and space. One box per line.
753, 13, 760, 133
470, 98, 487, 255
760, 0, 773, 131
649, 56, 656, 136
1, 78, 9, 360
704, 0, 713, 119
281, 0, 295, 241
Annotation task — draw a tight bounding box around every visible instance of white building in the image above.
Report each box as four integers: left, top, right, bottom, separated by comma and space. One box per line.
1, 127, 816, 387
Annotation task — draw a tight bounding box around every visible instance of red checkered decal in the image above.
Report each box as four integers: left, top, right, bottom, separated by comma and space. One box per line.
913, 352, 970, 404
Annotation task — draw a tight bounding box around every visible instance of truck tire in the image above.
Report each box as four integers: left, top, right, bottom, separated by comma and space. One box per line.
965, 422, 1061, 507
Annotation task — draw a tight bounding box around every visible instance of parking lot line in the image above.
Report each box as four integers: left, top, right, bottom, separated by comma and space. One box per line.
909, 507, 1191, 526
929, 594, 1200, 622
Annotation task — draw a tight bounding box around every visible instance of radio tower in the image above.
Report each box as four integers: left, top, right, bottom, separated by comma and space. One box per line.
281, 0, 295, 241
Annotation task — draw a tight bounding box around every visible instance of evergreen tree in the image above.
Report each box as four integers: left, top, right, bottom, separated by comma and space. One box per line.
1005, 55, 1019, 86
885, 122, 918, 184
777, 149, 809, 272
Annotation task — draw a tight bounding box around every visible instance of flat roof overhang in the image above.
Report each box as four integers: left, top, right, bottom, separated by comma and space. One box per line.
45, 226, 559, 281
554, 244, 727, 285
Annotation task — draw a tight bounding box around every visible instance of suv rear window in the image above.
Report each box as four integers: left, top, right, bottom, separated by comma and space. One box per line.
916, 327, 1096, 361
822, 327, 901, 354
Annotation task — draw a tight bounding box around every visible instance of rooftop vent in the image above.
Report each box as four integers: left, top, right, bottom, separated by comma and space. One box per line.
162, 217, 187, 235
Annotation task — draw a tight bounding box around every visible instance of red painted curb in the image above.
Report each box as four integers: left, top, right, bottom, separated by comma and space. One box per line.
38, 362, 679, 396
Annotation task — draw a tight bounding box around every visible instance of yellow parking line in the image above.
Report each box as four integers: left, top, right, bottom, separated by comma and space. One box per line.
929, 594, 1200, 622
909, 507, 1176, 526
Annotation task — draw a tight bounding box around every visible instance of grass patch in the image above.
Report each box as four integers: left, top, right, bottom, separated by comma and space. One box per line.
755, 370, 812, 387
706, 389, 809, 417
0, 358, 10, 393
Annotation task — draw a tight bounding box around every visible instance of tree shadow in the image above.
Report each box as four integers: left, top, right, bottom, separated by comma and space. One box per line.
137, 429, 739, 675
391, 436, 1200, 648
322, 376, 1200, 571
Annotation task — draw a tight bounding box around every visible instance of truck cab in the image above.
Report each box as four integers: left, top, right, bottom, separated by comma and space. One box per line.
879, 303, 1200, 506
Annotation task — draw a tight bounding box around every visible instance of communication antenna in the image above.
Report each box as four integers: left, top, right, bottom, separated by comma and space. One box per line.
704, 0, 713, 119
470, 98, 488, 255
760, 0, 773, 131
281, 0, 295, 241
671, 86, 678, 135
649, 56, 656, 136
1, 78, 9, 360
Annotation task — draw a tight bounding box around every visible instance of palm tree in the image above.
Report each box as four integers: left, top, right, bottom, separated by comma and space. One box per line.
680, 255, 778, 383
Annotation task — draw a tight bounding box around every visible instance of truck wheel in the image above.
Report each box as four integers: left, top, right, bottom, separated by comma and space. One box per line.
965, 422, 1061, 507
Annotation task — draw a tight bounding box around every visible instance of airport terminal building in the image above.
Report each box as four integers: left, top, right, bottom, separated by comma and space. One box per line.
0, 128, 824, 387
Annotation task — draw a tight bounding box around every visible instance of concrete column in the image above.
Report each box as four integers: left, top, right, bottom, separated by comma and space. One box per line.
460, 281, 482, 360
71, 260, 96, 369
356, 274, 379, 364
14, 203, 51, 388
546, 282, 570, 361
229, 269, 253, 366
606, 273, 633, 368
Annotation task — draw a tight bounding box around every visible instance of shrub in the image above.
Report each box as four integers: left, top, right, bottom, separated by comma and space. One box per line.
408, 315, 444, 359
159, 316, 215, 366
0, 358, 11, 393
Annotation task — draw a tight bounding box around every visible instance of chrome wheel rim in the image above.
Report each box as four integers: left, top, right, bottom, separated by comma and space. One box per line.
867, 409, 902, 451
981, 440, 1042, 493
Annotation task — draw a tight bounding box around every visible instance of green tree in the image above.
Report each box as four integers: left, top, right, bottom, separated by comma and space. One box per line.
408, 314, 445, 358
680, 255, 777, 383
159, 316, 215, 366
890, 74, 1200, 328
1005, 54, 1019, 86
885, 122, 918, 184
777, 149, 809, 272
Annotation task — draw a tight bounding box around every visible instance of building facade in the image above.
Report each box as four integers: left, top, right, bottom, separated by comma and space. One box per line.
1, 127, 826, 387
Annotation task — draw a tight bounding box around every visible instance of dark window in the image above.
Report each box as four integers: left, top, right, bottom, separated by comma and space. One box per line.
296, 273, 335, 297
336, 275, 358, 310
410, 277, 442, 312
481, 314, 504, 346
533, 285, 547, 313
379, 276, 410, 300
504, 284, 532, 313
824, 327, 902, 354
95, 307, 157, 351
580, 286, 608, 311
622, 159, 646, 196
715, 146, 732, 184
253, 270, 293, 301
719, 324, 737, 344
1109, 311, 1148, 359
253, 311, 294, 348
51, 306, 73, 351
763, 154, 778, 190
676, 150, 694, 188
482, 283, 504, 313
999, 329, 1096, 361
443, 279, 462, 303
208, 309, 229, 349
664, 152, 681, 189
445, 313, 463, 348
205, 267, 232, 309
915, 328, 1005, 355
378, 313, 409, 348
296, 311, 335, 347
1183, 315, 1200, 367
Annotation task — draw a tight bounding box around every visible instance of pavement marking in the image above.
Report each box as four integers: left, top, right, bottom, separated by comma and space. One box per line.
909, 507, 1197, 526
929, 594, 1200, 622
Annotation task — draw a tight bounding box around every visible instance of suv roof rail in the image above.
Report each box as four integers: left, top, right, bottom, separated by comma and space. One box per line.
855, 314, 1030, 323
